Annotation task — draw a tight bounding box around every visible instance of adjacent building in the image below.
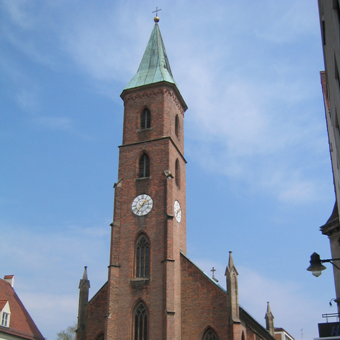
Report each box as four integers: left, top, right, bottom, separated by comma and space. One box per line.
318, 0, 340, 314
0, 275, 44, 340
274, 328, 295, 340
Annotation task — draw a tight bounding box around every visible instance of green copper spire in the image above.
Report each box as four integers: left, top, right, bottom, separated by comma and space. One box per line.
124, 22, 177, 90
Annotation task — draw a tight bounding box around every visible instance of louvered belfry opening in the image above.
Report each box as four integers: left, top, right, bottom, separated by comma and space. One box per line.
134, 302, 148, 340
175, 114, 179, 137
136, 235, 149, 278
175, 159, 180, 188
139, 153, 150, 178
141, 108, 151, 129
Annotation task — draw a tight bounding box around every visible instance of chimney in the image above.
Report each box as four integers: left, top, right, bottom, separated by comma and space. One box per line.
4, 275, 14, 288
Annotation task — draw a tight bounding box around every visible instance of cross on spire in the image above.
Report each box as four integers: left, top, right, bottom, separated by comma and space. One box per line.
152, 7, 162, 17
211, 267, 216, 277
211, 267, 218, 282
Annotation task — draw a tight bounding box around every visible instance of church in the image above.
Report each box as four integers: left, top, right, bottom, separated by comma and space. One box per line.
75, 16, 279, 340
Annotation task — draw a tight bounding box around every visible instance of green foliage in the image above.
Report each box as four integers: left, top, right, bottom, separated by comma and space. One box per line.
56, 324, 76, 340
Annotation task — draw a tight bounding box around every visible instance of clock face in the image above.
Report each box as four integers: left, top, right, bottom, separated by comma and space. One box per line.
174, 200, 181, 223
132, 194, 153, 216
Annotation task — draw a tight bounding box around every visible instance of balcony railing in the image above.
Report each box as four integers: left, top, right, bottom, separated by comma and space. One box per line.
322, 313, 340, 323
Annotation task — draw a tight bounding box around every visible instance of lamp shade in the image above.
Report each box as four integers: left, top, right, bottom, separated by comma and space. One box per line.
307, 252, 327, 277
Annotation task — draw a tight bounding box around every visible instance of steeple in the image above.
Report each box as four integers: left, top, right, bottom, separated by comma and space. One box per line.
81, 266, 88, 282
265, 302, 275, 336
225, 251, 240, 323
124, 20, 177, 91
76, 266, 90, 340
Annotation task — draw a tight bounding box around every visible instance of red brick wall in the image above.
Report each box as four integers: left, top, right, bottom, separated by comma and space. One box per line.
181, 254, 231, 340
86, 283, 107, 340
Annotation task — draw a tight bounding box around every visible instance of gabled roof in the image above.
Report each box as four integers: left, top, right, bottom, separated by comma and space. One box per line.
124, 22, 176, 90
180, 252, 275, 340
180, 251, 227, 294
0, 278, 44, 340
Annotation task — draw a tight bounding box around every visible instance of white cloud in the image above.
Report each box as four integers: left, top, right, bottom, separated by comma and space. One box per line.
184, 77, 327, 203
4, 30, 54, 66
33, 116, 73, 131
59, 3, 149, 82
2, 0, 36, 30
1, 0, 327, 204
178, 49, 327, 203
1, 223, 110, 273
252, 1, 319, 43
1, 222, 110, 338
16, 88, 40, 112
19, 292, 78, 335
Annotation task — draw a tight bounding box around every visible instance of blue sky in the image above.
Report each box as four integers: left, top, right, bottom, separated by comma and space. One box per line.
0, 1, 336, 339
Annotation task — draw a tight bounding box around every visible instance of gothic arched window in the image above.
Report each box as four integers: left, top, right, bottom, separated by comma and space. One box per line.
141, 109, 151, 129
134, 302, 148, 340
136, 235, 149, 278
175, 159, 180, 188
139, 153, 150, 178
203, 328, 218, 340
175, 114, 179, 138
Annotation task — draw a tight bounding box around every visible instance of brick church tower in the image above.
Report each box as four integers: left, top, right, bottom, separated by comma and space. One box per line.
76, 15, 281, 340
105, 15, 187, 339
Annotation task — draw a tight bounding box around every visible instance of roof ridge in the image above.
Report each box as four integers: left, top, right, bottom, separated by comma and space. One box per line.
180, 251, 227, 293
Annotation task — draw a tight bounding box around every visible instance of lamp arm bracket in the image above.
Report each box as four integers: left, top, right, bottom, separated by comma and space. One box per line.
322, 258, 340, 271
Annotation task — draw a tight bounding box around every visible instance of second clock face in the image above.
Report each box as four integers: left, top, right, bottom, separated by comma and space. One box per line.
132, 194, 153, 216
174, 200, 181, 223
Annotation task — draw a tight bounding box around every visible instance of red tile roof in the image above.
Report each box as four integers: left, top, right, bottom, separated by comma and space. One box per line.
0, 278, 44, 340
0, 300, 7, 310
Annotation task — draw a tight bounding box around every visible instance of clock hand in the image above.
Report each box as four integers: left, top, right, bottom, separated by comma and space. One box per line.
136, 199, 148, 212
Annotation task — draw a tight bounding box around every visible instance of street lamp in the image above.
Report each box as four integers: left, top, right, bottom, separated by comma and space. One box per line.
307, 252, 340, 277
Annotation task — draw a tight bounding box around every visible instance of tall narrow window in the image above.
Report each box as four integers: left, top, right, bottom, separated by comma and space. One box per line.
175, 115, 179, 138
175, 159, 180, 188
203, 328, 218, 340
336, 114, 340, 140
141, 109, 151, 129
335, 55, 340, 95
322, 17, 326, 46
139, 153, 150, 178
333, 0, 340, 19
136, 235, 149, 278
1, 312, 9, 327
134, 302, 148, 340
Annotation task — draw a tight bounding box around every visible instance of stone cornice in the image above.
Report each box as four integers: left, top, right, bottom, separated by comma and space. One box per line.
321, 220, 340, 236
118, 136, 187, 163
120, 82, 187, 116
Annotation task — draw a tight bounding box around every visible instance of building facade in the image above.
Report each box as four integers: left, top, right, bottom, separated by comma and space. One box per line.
0, 275, 44, 340
75, 17, 282, 340
318, 0, 340, 313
